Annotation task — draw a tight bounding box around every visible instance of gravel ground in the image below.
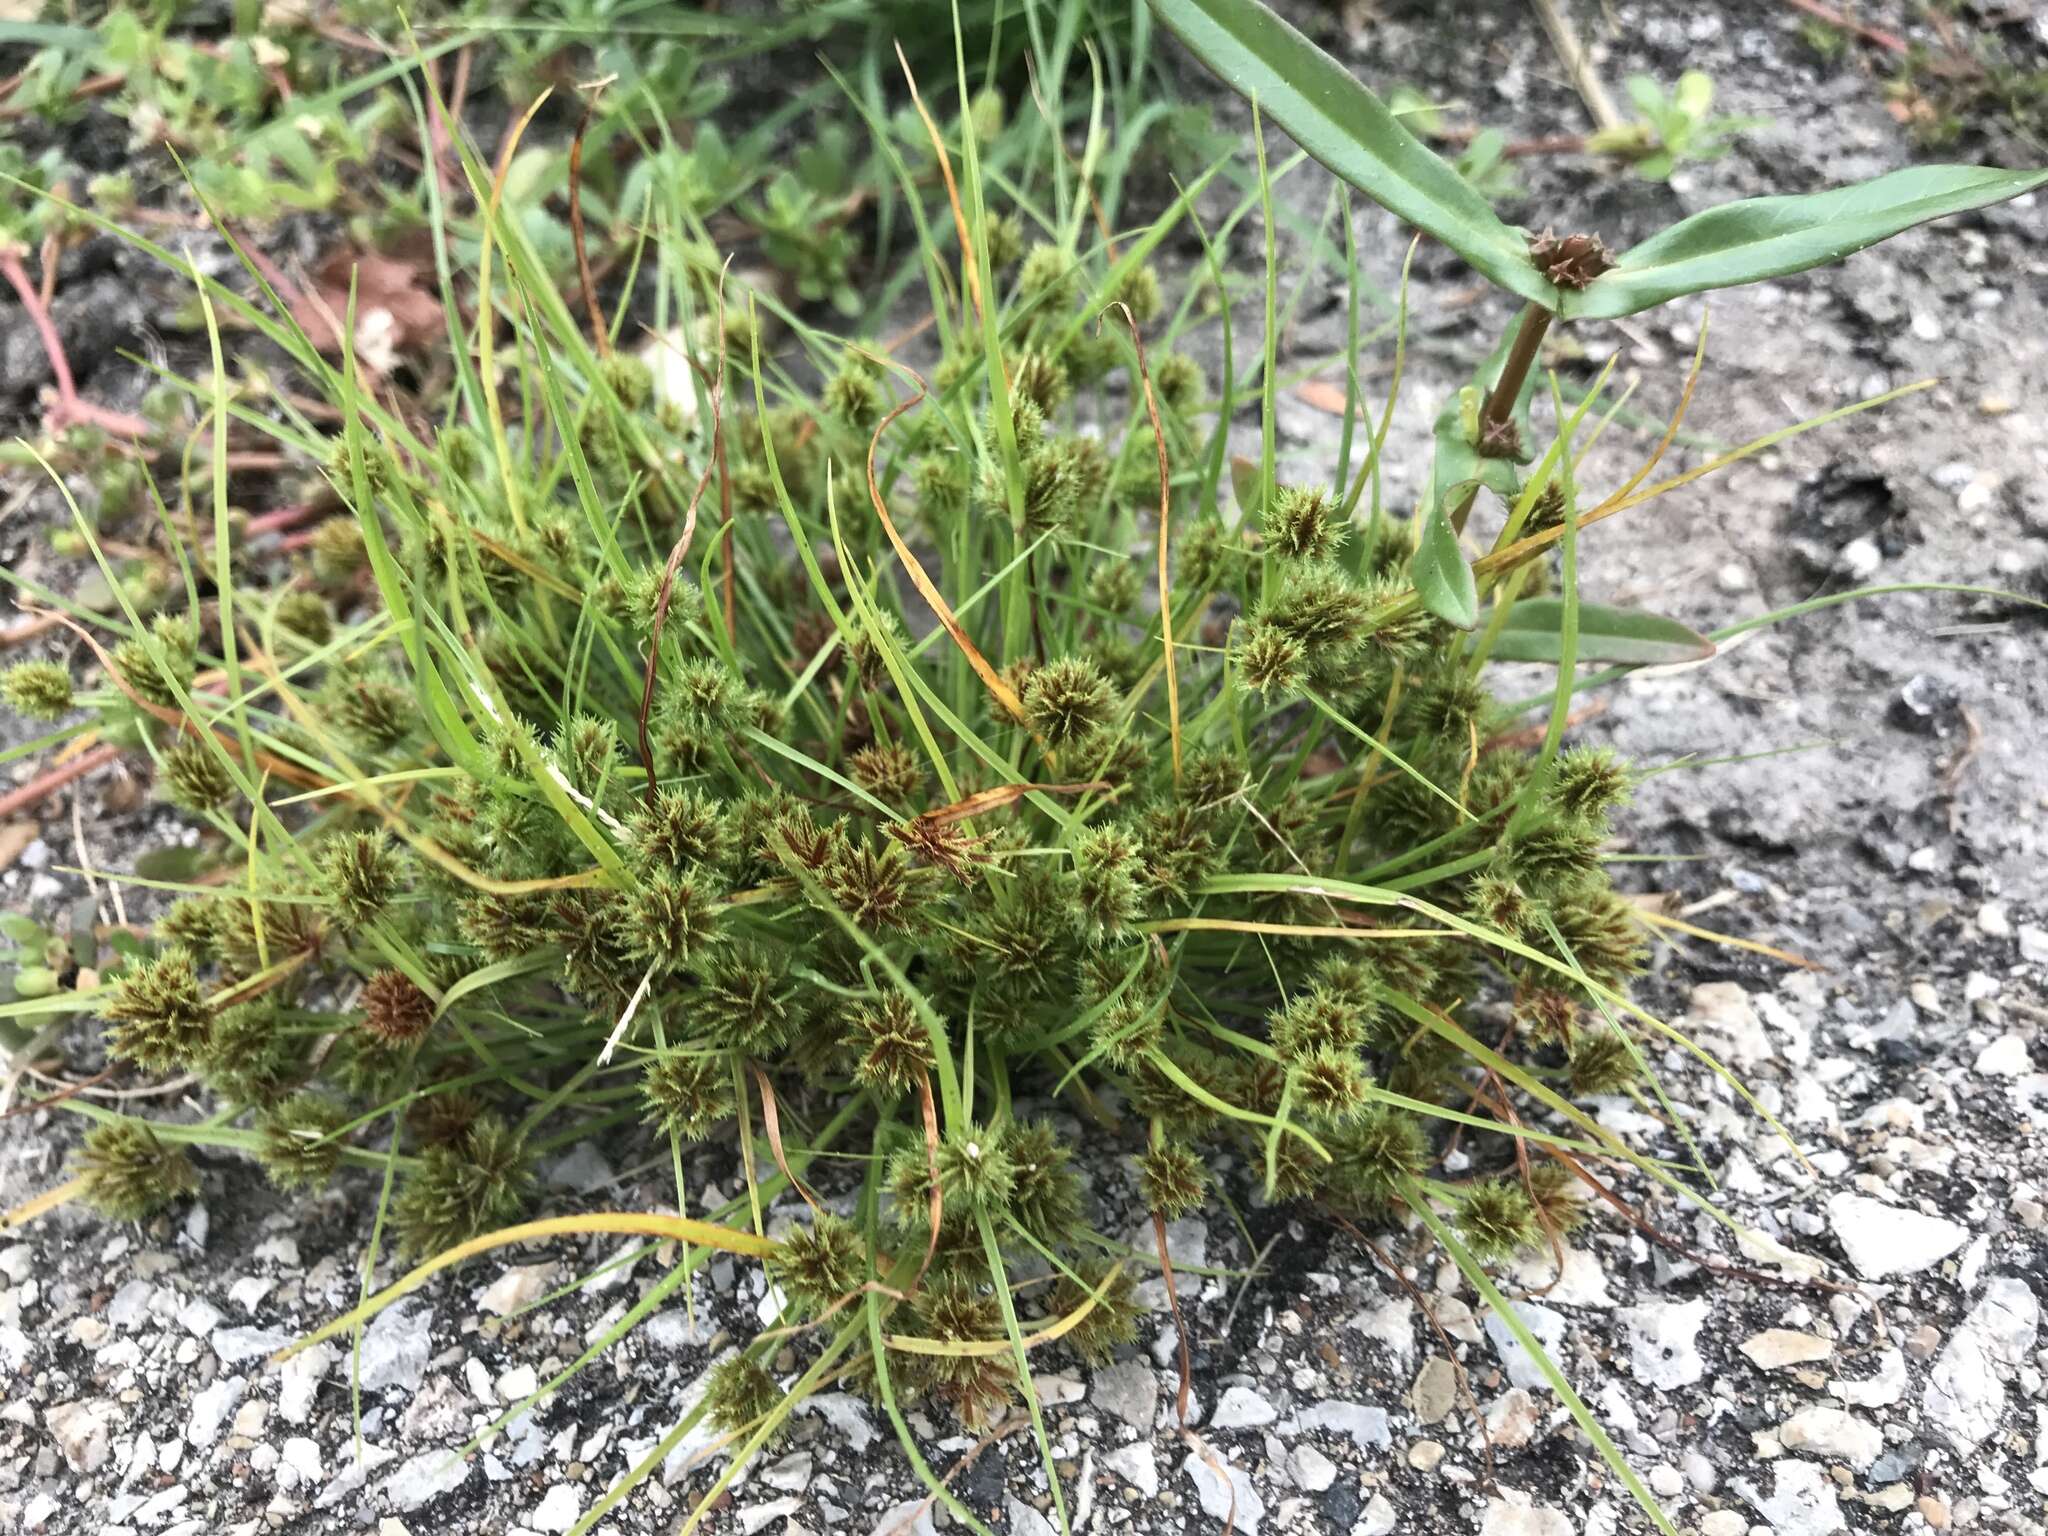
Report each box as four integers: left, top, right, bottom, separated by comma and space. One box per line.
2, 3, 2046, 1534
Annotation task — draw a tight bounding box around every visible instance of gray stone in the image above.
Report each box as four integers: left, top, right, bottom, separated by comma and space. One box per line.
359, 1302, 432, 1394
1480, 1494, 1574, 1536
1779, 1406, 1883, 1467
543, 1142, 614, 1194
869, 1501, 937, 1536
1925, 1276, 2039, 1449
1211, 1385, 1278, 1429
1102, 1442, 1158, 1497
760, 1451, 813, 1492
106, 1280, 154, 1329
187, 1376, 246, 1448
1617, 1299, 1708, 1389
1745, 1458, 1845, 1536
383, 1449, 472, 1513
1827, 1194, 1968, 1279
1483, 1301, 1567, 1391
1297, 1399, 1390, 1451
176, 1296, 223, 1336
795, 1392, 876, 1454
45, 1400, 116, 1474
280, 1341, 335, 1426
1183, 1451, 1265, 1536
211, 1324, 291, 1364
1409, 1356, 1457, 1424
1830, 1347, 1907, 1409
1091, 1360, 1158, 1433
1289, 1443, 1337, 1492
478, 1263, 555, 1318
529, 1484, 581, 1534
1739, 1329, 1832, 1371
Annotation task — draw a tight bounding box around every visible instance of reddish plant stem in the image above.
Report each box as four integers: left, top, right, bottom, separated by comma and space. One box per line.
1, 613, 64, 650
569, 90, 611, 357
243, 504, 320, 537
0, 250, 152, 439
1783, 0, 1907, 52
0, 744, 120, 821
1449, 301, 1554, 536
36, 231, 57, 307
0, 71, 121, 123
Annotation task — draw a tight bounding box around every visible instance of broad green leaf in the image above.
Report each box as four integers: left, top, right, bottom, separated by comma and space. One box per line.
1576, 163, 2048, 319
1229, 453, 1263, 519
1488, 598, 1715, 665
1410, 498, 1478, 630
1148, 0, 1557, 307
134, 844, 214, 883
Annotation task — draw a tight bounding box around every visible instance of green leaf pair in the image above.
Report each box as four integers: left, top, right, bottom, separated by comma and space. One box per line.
1153, 0, 2044, 640
1151, 0, 2046, 320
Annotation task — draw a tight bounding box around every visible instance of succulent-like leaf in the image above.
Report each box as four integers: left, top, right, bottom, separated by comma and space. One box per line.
1149, 0, 1557, 307
1411, 333, 1534, 631
1571, 164, 2048, 319
1411, 500, 1478, 630
1488, 599, 1715, 666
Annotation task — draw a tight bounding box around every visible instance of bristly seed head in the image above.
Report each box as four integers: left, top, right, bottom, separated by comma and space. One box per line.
103, 947, 212, 1074
1234, 619, 1305, 697
256, 1094, 349, 1191
642, 1051, 735, 1140
705, 1354, 788, 1441
842, 990, 934, 1098
629, 786, 731, 874
1456, 1176, 1541, 1260
1528, 228, 1616, 289
158, 738, 236, 815
1, 660, 74, 720
319, 832, 407, 929
112, 616, 197, 708
74, 1120, 199, 1221
1021, 657, 1115, 748
771, 1211, 866, 1317
849, 743, 925, 806
360, 969, 435, 1045
1262, 484, 1342, 562
1137, 1141, 1209, 1219
621, 869, 723, 975
1567, 1026, 1639, 1096
393, 1114, 531, 1259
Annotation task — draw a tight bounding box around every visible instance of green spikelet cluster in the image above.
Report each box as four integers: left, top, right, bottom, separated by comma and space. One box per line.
102, 947, 212, 1073
74, 1121, 200, 1221
319, 833, 407, 929
256, 1094, 350, 1191
52, 150, 1855, 1530
1, 660, 74, 719
704, 1355, 787, 1442
771, 1212, 866, 1317
642, 1051, 735, 1139
157, 738, 235, 814
393, 1116, 532, 1258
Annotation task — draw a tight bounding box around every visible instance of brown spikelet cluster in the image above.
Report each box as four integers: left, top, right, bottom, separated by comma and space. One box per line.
1528, 227, 1617, 289
360, 969, 434, 1045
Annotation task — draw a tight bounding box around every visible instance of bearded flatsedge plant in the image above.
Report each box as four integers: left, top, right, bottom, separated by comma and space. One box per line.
2, 8, 2042, 1535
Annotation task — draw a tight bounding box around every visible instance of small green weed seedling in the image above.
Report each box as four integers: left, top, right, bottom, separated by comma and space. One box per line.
1799, 7, 2048, 150
1590, 70, 1765, 180
0, 3, 2040, 1533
